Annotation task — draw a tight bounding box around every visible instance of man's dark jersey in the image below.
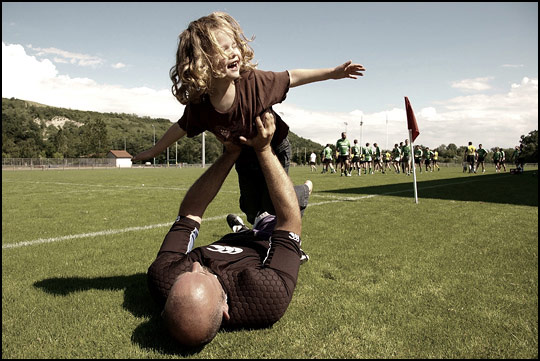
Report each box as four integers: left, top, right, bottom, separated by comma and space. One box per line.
147, 217, 302, 329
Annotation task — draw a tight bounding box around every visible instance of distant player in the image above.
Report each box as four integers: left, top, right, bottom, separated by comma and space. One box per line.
336, 132, 352, 176
401, 140, 411, 176
499, 147, 507, 172
424, 146, 433, 172
476, 144, 487, 173
383, 149, 392, 173
511, 144, 526, 173
493, 147, 501, 173
466, 141, 476, 173
373, 143, 383, 173
414, 145, 423, 173
321, 144, 336, 174
350, 139, 362, 176
432, 149, 440, 171
392, 143, 401, 173
364, 142, 373, 175
309, 151, 317, 172
516, 144, 526, 172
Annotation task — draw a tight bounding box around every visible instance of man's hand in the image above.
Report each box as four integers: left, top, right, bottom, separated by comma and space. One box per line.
239, 112, 276, 152
217, 137, 242, 156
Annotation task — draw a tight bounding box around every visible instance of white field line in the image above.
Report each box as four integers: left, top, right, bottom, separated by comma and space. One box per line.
1, 180, 239, 194
2, 175, 510, 250
2, 214, 226, 250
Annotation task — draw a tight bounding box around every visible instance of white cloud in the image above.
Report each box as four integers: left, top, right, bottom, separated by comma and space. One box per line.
2, 42, 59, 94
2, 42, 183, 121
27, 44, 104, 67
451, 77, 493, 92
111, 62, 126, 69
412, 79, 537, 148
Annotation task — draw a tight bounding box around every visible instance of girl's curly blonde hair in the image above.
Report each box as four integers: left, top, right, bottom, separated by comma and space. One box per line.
170, 12, 257, 105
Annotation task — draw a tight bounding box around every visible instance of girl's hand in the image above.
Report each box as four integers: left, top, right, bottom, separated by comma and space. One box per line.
132, 149, 154, 162
333, 60, 365, 80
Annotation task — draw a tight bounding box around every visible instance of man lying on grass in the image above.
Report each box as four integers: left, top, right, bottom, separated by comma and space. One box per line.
147, 112, 312, 348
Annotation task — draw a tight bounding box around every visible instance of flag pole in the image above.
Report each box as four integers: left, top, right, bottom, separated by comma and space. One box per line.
404, 96, 419, 204
409, 129, 419, 204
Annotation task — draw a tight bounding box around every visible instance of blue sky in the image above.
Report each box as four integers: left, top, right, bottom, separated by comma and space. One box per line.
2, 2, 538, 149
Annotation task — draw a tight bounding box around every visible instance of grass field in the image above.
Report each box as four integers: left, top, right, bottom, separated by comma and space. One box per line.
2, 164, 538, 358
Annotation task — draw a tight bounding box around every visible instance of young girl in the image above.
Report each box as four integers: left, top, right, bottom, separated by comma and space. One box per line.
133, 11, 365, 224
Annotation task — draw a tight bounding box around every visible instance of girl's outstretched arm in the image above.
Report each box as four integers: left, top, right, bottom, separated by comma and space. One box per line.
289, 60, 365, 88
132, 123, 186, 161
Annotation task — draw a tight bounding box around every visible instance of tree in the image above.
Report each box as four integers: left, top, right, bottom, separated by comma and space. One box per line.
81, 118, 108, 157
445, 143, 458, 161
520, 130, 538, 163
53, 128, 68, 157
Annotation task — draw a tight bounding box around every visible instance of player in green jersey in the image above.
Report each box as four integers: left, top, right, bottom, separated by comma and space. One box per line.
516, 144, 526, 172
321, 144, 336, 174
373, 143, 384, 173
392, 143, 401, 173
414, 145, 423, 173
493, 147, 501, 172
476, 144, 488, 173
401, 140, 411, 176
499, 147, 507, 172
424, 146, 434, 172
336, 132, 352, 176
350, 139, 362, 176
364, 143, 373, 174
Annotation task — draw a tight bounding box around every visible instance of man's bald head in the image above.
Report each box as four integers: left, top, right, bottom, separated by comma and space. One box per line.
162, 262, 229, 347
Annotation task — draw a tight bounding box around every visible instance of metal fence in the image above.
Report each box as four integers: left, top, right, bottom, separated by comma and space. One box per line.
1, 158, 212, 170
2, 158, 115, 170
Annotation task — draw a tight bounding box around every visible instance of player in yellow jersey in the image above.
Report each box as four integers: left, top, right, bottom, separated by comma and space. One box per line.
466, 141, 476, 173
432, 149, 440, 171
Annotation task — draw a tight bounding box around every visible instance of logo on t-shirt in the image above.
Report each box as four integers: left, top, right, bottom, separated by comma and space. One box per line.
206, 244, 243, 255
215, 127, 231, 141
288, 232, 300, 243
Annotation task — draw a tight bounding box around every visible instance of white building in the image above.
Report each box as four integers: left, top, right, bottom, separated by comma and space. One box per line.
107, 150, 132, 168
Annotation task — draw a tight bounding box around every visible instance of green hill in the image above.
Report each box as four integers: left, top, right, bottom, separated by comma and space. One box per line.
1, 97, 324, 164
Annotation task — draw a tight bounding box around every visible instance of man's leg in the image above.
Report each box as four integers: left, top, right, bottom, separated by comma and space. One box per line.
230, 180, 313, 234
227, 180, 313, 263
253, 180, 312, 264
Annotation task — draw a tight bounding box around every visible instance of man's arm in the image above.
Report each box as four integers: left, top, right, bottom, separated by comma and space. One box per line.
226, 113, 303, 329
240, 113, 301, 235
289, 60, 365, 88
149, 139, 238, 305
178, 142, 241, 224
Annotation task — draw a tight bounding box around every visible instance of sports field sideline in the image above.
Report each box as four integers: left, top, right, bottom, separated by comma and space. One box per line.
2, 166, 538, 358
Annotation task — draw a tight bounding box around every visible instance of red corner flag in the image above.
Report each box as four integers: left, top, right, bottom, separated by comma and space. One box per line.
404, 96, 419, 141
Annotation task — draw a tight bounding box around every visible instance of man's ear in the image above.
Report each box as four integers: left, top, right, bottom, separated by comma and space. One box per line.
222, 304, 230, 321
